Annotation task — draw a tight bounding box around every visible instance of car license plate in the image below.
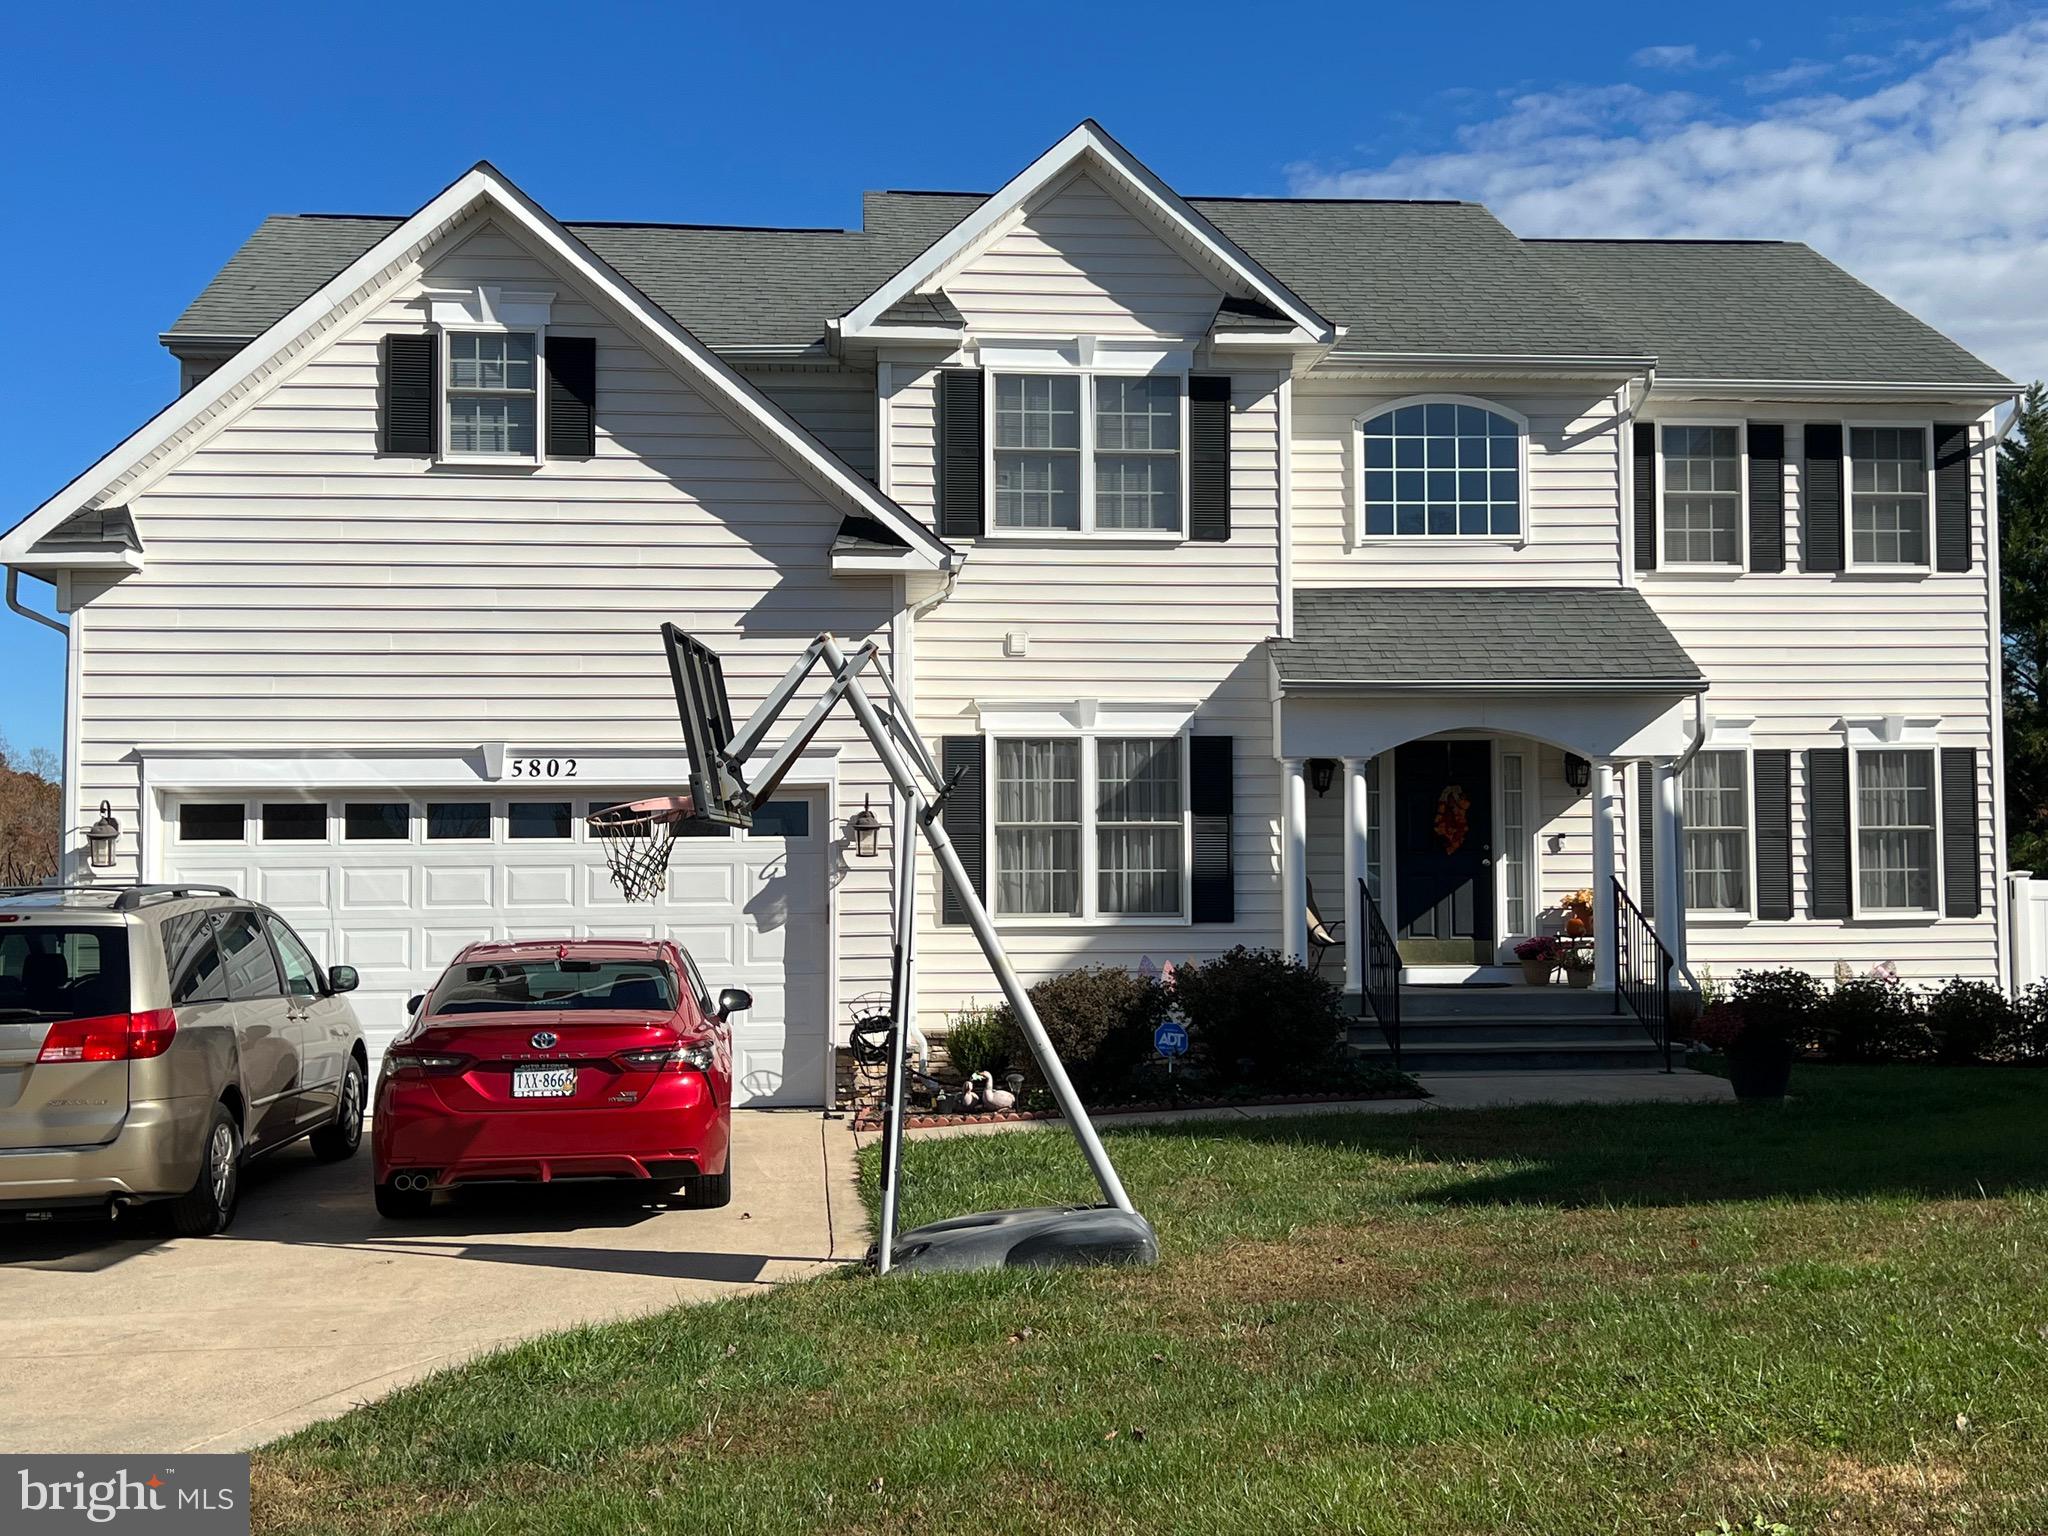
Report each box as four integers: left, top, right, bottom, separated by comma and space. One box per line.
512, 1065, 578, 1099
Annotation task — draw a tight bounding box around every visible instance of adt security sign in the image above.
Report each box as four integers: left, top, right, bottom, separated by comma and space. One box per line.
1154, 1019, 1190, 1058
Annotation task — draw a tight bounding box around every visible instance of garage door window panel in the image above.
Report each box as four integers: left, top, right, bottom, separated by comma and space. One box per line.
346, 803, 412, 841
426, 802, 489, 840
508, 801, 573, 839
748, 801, 811, 838
179, 803, 245, 842
261, 803, 328, 842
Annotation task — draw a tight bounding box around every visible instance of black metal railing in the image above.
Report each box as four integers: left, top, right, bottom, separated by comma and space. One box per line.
1357, 878, 1402, 1072
1611, 876, 1673, 1072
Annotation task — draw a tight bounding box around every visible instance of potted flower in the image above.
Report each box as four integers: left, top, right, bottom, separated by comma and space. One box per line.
1697, 969, 1817, 1101
1513, 935, 1560, 986
1560, 937, 1596, 989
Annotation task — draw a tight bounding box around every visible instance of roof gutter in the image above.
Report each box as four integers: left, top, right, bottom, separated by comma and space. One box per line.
1275, 676, 1708, 696
1653, 377, 2018, 403
7, 567, 65, 637
1318, 349, 1659, 374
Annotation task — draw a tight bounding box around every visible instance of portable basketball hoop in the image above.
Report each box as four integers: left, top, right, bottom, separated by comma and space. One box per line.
612, 622, 1157, 1277
585, 793, 697, 902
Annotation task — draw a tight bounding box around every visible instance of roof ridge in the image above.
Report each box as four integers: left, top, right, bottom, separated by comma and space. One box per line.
1525, 236, 1795, 247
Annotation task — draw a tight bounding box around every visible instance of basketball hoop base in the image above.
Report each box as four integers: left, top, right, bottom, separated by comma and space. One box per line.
868, 1205, 1158, 1275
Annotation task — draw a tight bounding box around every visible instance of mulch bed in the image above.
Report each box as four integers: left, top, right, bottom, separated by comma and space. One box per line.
852, 1085, 1425, 1133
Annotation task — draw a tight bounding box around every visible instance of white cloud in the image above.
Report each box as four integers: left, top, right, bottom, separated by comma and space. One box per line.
1288, 17, 2048, 386
1632, 43, 1705, 69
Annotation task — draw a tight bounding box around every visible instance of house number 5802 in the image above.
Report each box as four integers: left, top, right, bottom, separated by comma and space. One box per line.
509, 757, 578, 778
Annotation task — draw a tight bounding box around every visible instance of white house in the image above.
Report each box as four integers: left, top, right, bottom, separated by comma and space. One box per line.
3, 123, 2018, 1102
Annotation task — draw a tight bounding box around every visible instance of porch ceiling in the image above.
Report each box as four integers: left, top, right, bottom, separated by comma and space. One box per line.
1271, 587, 1705, 694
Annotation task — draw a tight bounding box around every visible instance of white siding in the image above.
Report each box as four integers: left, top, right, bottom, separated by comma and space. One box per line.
1639, 404, 2001, 984
940, 171, 1224, 339
739, 363, 878, 483
900, 366, 1285, 1030
1292, 381, 1627, 588
73, 212, 904, 1027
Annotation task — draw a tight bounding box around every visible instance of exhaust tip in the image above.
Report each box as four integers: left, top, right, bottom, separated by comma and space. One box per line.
394, 1172, 435, 1192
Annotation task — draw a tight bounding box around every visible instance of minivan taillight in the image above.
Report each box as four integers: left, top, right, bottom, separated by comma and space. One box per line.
36, 1008, 177, 1064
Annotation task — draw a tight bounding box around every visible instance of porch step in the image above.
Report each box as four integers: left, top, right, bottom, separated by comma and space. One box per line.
1399, 986, 1616, 1018
1350, 1037, 1671, 1073
1348, 985, 1670, 1072
1366, 1017, 1651, 1046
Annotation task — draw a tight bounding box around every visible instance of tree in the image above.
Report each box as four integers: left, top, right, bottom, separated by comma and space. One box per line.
0, 737, 60, 886
2001, 382, 2048, 871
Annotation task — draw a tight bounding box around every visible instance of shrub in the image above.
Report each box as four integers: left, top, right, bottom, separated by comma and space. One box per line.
2009, 982, 2048, 1062
1171, 946, 1348, 1085
995, 966, 1170, 1099
1812, 974, 1931, 1063
940, 1001, 1013, 1081
1923, 978, 2012, 1065
1726, 968, 1824, 1054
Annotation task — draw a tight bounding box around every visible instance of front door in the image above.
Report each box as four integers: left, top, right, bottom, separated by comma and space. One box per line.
1393, 740, 1495, 964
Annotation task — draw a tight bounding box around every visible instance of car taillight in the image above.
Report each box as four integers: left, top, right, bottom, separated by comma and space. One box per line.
384, 1046, 469, 1078
36, 1008, 177, 1064
616, 1042, 714, 1073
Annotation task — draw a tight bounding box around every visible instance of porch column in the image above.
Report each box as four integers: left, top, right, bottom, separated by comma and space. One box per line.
1591, 761, 1620, 989
1281, 757, 1309, 964
1655, 760, 1688, 972
1341, 756, 1370, 992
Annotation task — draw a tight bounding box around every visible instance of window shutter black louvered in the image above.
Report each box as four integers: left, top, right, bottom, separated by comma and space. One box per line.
1934, 423, 1971, 573
381, 333, 437, 455
939, 736, 986, 925
1804, 424, 1844, 573
1941, 746, 1981, 916
1188, 376, 1232, 542
1189, 735, 1235, 922
1807, 747, 1851, 919
545, 336, 597, 458
1748, 423, 1786, 573
937, 369, 985, 539
1754, 750, 1793, 920
1633, 422, 1657, 571
1636, 763, 1655, 918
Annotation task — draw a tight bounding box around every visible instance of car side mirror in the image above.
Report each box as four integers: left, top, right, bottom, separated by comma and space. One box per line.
406, 992, 425, 1015
328, 965, 360, 994
716, 987, 752, 1020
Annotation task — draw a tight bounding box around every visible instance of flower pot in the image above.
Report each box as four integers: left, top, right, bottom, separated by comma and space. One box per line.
1565, 964, 1595, 990
1519, 957, 1554, 986
1726, 1042, 1793, 1102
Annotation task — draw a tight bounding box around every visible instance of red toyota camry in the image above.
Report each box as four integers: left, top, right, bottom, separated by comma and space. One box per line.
371, 938, 739, 1218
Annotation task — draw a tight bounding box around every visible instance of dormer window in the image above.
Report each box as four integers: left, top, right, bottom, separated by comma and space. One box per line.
1358, 398, 1524, 539
990, 371, 1186, 536
446, 331, 538, 457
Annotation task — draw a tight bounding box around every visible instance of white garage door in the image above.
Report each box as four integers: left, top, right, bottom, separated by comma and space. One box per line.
161, 789, 829, 1106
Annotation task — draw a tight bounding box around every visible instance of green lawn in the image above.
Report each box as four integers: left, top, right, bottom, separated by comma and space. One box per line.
257, 1068, 2048, 1535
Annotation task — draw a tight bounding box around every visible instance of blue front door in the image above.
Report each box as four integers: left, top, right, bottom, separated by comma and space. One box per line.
1394, 740, 1495, 963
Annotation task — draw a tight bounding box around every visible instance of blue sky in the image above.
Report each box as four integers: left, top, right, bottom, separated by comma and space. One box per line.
3, 0, 2043, 761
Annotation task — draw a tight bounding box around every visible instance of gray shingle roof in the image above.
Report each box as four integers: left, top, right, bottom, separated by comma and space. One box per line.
31, 505, 139, 555
1526, 239, 2010, 387
1271, 587, 1704, 690
161, 190, 2006, 387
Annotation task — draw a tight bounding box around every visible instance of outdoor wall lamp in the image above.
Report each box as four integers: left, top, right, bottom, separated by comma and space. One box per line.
848, 795, 882, 858
1563, 754, 1592, 795
1309, 758, 1336, 797
85, 801, 120, 868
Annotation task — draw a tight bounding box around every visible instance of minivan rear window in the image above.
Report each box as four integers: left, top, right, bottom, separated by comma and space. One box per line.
428, 959, 677, 1015
0, 926, 131, 1023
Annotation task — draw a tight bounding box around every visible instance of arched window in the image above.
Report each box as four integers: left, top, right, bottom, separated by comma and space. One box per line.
1359, 399, 1524, 538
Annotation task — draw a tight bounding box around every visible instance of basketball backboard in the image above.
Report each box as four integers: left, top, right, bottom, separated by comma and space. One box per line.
662, 623, 751, 827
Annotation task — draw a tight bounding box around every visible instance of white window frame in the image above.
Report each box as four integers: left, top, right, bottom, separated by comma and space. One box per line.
255, 799, 336, 846
982, 716, 1194, 926
1351, 393, 1531, 547
1655, 418, 1748, 573
172, 798, 251, 846
1680, 746, 1757, 921
1847, 734, 1943, 921
1842, 420, 1935, 576
983, 361, 1190, 541
427, 285, 554, 469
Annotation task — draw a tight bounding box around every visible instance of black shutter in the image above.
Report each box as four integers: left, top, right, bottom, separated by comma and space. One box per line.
939, 736, 986, 925
937, 369, 985, 539
1754, 749, 1793, 920
545, 336, 597, 458
1636, 763, 1655, 918
1934, 423, 1971, 573
1189, 376, 1232, 542
1748, 423, 1786, 573
1941, 746, 1981, 916
1633, 422, 1657, 571
1807, 748, 1851, 919
1189, 735, 1235, 922
1804, 424, 1844, 573
381, 333, 437, 455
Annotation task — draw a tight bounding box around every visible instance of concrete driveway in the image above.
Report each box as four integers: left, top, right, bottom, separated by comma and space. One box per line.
0, 1109, 864, 1454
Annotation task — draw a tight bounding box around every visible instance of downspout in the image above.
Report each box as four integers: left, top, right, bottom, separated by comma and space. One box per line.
1666, 690, 1710, 996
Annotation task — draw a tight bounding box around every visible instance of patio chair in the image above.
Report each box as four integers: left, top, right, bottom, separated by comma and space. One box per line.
1306, 880, 1344, 974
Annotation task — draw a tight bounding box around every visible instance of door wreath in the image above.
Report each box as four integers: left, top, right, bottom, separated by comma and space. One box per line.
1434, 784, 1471, 855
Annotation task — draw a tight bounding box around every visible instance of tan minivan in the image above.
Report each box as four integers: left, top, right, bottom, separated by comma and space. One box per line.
0, 883, 367, 1234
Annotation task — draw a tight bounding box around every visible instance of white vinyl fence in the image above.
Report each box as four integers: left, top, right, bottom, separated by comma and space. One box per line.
2008, 874, 2048, 992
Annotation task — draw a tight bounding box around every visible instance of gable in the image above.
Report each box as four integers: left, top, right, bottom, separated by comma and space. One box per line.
941, 169, 1223, 339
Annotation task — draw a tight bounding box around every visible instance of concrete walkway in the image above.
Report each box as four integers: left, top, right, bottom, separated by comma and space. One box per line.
0, 1109, 865, 1455
891, 1068, 1733, 1139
